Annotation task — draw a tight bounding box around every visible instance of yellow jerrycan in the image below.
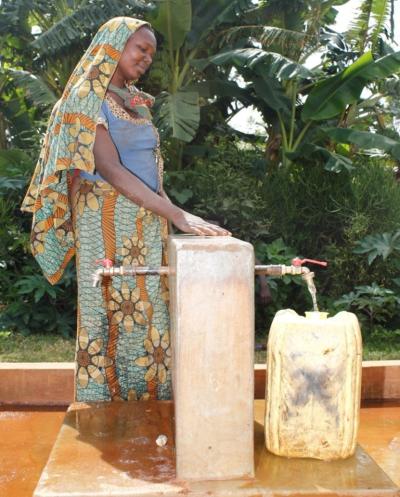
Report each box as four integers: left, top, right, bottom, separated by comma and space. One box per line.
265, 309, 362, 460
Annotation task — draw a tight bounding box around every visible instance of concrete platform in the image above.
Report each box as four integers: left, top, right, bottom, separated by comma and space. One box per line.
33, 400, 400, 497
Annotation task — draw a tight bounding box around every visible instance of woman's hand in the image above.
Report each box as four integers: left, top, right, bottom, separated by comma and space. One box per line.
172, 210, 231, 236
93, 127, 231, 237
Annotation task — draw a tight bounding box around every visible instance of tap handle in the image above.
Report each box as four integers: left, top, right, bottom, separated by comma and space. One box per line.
95, 258, 113, 269
292, 257, 327, 267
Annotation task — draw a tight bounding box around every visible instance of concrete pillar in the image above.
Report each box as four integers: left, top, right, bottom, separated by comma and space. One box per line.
168, 235, 255, 480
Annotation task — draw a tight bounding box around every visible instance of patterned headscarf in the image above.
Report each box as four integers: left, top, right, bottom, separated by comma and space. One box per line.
21, 17, 150, 284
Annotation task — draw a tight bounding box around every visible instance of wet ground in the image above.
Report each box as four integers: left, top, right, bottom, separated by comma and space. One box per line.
357, 401, 400, 488
0, 402, 399, 497
0, 406, 65, 497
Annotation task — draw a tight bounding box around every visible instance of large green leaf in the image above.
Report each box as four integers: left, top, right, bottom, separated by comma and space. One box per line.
324, 127, 400, 159
151, 0, 192, 50
190, 62, 290, 114
251, 73, 291, 114
10, 70, 57, 106
345, 0, 373, 50
354, 230, 400, 264
188, 0, 254, 47
154, 90, 200, 142
303, 50, 400, 121
220, 26, 309, 51
0, 149, 32, 193
0, 149, 32, 171
287, 143, 354, 173
302, 52, 373, 121
359, 50, 400, 80
187, 79, 251, 101
32, 0, 150, 54
205, 48, 312, 80
370, 0, 392, 47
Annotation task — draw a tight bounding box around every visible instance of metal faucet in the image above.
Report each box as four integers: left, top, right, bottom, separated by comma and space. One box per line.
92, 258, 326, 287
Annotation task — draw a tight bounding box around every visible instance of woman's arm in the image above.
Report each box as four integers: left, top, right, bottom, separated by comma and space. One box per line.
159, 188, 172, 203
93, 125, 230, 236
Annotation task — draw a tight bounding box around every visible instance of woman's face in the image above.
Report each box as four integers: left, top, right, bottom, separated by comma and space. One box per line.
116, 27, 157, 82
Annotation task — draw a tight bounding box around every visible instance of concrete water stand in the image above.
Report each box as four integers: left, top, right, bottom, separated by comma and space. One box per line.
33, 400, 399, 497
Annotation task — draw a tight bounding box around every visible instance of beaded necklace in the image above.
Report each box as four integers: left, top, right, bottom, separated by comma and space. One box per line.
108, 83, 154, 120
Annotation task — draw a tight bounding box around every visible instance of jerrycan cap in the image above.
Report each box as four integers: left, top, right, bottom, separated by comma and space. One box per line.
305, 311, 329, 320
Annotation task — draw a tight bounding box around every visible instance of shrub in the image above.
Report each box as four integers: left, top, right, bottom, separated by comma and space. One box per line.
262, 157, 400, 300
0, 149, 77, 336
164, 137, 270, 243
334, 283, 400, 328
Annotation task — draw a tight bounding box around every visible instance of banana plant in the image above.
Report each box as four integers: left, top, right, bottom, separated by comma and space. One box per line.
203, 39, 400, 170
148, 0, 255, 145
345, 0, 395, 52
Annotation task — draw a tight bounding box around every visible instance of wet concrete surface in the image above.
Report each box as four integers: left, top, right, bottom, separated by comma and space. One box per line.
0, 406, 66, 497
358, 401, 400, 488
0, 401, 399, 497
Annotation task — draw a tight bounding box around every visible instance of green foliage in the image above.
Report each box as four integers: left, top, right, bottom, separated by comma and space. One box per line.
262, 156, 400, 313
30, 0, 150, 55
334, 283, 400, 328
303, 50, 400, 121
146, 0, 256, 145
164, 137, 270, 242
0, 148, 77, 337
262, 161, 351, 253
345, 0, 395, 52
205, 3, 400, 171
150, 0, 192, 50
354, 230, 400, 263
8, 69, 57, 107
154, 90, 200, 142
324, 127, 400, 160
288, 142, 355, 173
206, 48, 313, 80
1, 265, 77, 337
363, 325, 400, 351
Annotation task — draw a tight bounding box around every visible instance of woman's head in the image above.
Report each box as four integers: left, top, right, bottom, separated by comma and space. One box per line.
61, 17, 154, 100
111, 25, 157, 85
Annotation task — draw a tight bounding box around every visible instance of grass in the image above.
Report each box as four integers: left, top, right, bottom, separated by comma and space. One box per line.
1, 331, 399, 363
0, 332, 75, 362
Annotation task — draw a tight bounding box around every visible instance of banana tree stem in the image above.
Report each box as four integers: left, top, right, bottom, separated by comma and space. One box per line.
288, 82, 298, 149
292, 121, 312, 151
277, 112, 289, 150
166, 6, 177, 92
177, 48, 198, 88
174, 49, 181, 88
177, 63, 189, 88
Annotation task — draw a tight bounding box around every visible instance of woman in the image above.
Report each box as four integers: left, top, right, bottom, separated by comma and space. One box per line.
22, 17, 229, 402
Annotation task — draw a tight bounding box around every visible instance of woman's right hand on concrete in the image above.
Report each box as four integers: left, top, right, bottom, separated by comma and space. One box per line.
172, 210, 231, 236
94, 126, 231, 237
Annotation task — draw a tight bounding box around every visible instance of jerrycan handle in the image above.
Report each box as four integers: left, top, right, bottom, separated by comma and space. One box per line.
291, 257, 328, 267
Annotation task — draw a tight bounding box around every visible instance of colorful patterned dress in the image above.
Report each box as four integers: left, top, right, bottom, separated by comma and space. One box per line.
73, 95, 171, 402
20, 17, 172, 402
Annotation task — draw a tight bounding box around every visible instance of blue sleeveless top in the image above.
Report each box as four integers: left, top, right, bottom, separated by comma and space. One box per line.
81, 95, 160, 192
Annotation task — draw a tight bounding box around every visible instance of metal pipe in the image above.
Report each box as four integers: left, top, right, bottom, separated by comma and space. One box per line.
255, 264, 318, 311
93, 264, 313, 287
254, 264, 310, 277
92, 266, 169, 287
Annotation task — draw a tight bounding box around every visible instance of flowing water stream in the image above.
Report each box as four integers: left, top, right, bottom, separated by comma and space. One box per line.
302, 272, 319, 312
